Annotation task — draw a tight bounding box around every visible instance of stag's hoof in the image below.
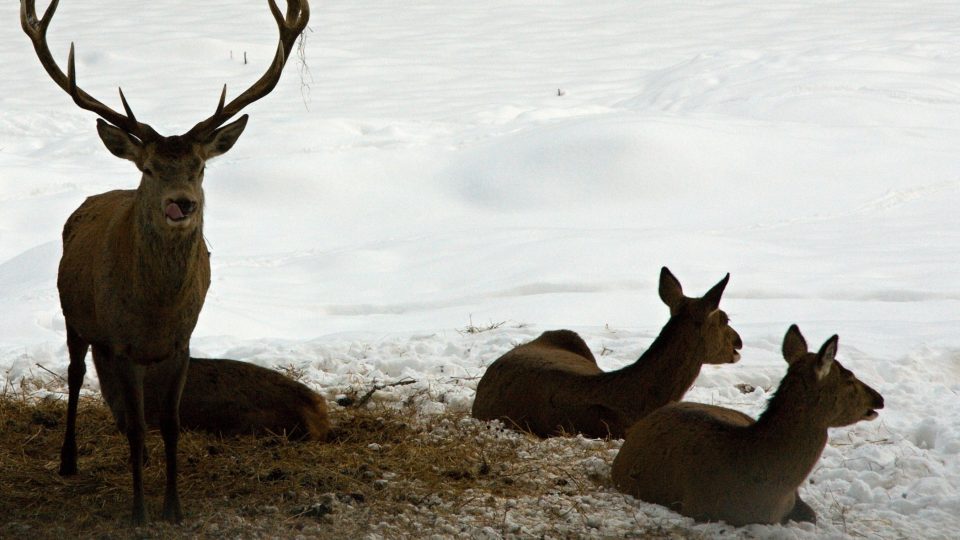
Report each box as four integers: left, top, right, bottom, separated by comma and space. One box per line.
162, 502, 183, 523
58, 462, 78, 476
129, 507, 148, 526
162, 491, 183, 523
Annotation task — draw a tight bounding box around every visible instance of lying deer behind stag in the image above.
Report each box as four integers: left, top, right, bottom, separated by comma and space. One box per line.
141, 357, 330, 441
471, 267, 742, 438
21, 0, 310, 524
611, 325, 884, 526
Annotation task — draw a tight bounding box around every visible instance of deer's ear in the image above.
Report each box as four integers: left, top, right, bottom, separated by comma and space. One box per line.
814, 335, 839, 381
782, 324, 808, 364
701, 273, 730, 312
659, 267, 684, 313
97, 119, 142, 163
203, 115, 248, 158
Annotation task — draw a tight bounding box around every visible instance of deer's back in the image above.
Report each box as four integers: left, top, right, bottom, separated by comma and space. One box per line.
142, 358, 330, 440
612, 402, 797, 525
473, 330, 612, 436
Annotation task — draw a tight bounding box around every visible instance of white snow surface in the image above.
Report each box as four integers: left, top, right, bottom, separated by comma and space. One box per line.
2, 1, 960, 538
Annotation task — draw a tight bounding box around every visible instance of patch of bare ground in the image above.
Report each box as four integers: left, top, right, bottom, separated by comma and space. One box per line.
0, 377, 689, 539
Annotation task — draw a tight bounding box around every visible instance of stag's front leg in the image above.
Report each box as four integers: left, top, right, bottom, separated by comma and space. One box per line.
59, 325, 88, 476
159, 350, 189, 523
117, 362, 148, 525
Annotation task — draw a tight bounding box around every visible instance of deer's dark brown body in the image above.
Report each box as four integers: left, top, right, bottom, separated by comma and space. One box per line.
612, 326, 884, 526
472, 268, 743, 439
22, 0, 310, 524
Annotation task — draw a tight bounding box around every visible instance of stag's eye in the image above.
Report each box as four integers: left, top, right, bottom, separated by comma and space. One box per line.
143, 167, 154, 176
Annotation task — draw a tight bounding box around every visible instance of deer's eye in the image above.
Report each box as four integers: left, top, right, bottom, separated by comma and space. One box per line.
143, 167, 154, 176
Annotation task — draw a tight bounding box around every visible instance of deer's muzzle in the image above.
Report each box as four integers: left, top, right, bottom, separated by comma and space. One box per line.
164, 198, 198, 226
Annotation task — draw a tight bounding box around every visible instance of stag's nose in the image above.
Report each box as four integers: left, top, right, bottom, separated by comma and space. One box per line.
174, 198, 197, 215
164, 198, 197, 222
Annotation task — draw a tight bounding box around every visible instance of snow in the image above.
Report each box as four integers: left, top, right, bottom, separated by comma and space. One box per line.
2, 0, 960, 537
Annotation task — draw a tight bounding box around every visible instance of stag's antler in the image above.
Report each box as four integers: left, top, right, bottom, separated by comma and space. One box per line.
20, 0, 161, 142
21, 0, 310, 141
185, 0, 310, 138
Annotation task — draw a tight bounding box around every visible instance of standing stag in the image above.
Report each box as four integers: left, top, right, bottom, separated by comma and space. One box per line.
472, 267, 743, 438
21, 0, 310, 523
611, 325, 885, 526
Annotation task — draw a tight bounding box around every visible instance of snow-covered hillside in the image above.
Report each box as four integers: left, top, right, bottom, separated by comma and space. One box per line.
1, 1, 958, 538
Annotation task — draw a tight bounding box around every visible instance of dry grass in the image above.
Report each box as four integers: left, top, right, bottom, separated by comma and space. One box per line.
0, 379, 686, 539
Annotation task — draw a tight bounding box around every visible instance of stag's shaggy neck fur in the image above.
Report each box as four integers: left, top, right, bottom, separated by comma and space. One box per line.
132, 193, 206, 302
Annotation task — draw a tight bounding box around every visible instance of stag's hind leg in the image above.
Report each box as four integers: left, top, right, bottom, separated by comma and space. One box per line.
159, 350, 189, 523
59, 325, 88, 476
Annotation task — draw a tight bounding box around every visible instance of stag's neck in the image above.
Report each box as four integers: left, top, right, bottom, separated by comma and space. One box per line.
592, 318, 704, 418
748, 379, 829, 486
128, 202, 206, 301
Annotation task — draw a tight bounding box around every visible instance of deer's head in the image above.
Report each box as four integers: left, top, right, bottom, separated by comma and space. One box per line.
95, 119, 247, 233
21, 0, 309, 234
658, 267, 743, 365
781, 325, 884, 427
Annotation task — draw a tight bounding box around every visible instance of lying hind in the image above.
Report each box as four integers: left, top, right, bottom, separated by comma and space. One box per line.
472, 267, 742, 438
611, 325, 884, 526
106, 357, 330, 441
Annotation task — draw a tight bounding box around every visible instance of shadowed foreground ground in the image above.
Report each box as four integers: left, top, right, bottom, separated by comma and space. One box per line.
0, 379, 688, 539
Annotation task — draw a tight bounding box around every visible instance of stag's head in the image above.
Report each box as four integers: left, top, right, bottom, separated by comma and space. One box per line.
658, 267, 743, 365
96, 118, 247, 233
21, 0, 309, 233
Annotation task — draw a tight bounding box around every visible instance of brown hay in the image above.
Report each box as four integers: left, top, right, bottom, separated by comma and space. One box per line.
0, 381, 683, 539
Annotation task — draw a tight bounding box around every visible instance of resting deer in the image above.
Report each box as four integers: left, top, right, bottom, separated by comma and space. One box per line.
471, 267, 742, 438
142, 357, 330, 440
21, 0, 310, 523
611, 325, 885, 526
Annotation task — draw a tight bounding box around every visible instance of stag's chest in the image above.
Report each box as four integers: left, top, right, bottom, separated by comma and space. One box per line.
96, 253, 209, 360
104, 301, 203, 364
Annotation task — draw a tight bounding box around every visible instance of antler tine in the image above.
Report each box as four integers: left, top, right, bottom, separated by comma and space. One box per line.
186, 0, 309, 138
118, 87, 138, 122
216, 84, 227, 116
20, 0, 159, 141
268, 0, 285, 28
20, 0, 52, 38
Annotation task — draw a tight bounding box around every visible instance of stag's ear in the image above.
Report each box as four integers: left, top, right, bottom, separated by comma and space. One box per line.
204, 115, 248, 158
659, 267, 684, 313
814, 335, 839, 381
700, 273, 730, 312
782, 324, 808, 364
97, 119, 142, 163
